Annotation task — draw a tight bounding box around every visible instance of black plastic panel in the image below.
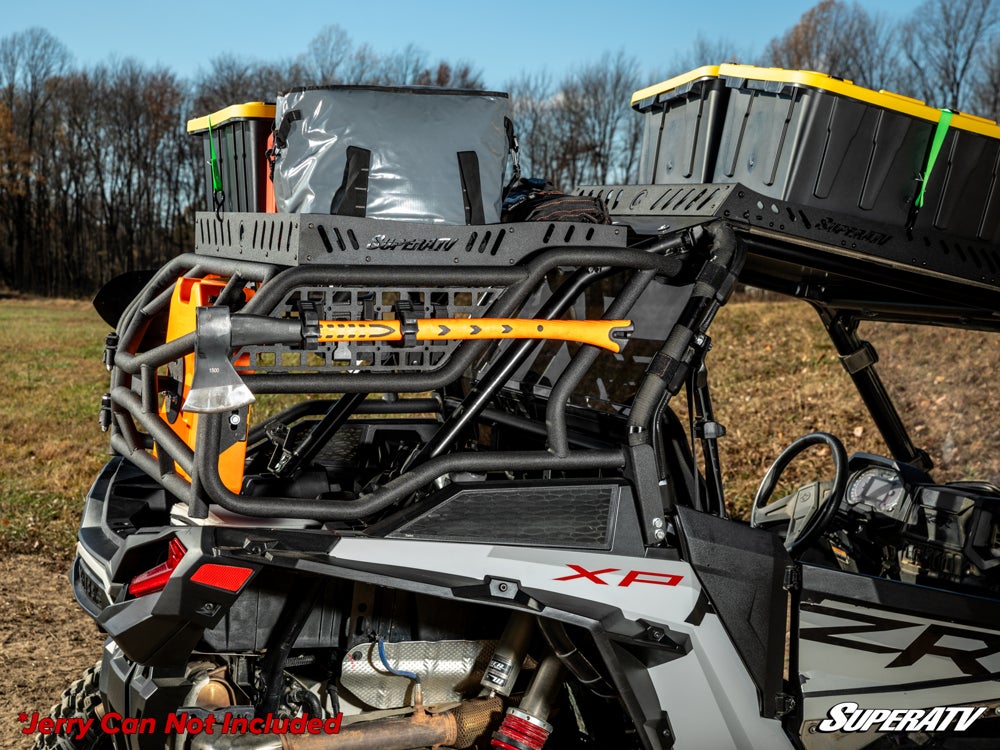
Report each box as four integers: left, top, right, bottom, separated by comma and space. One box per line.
675, 506, 790, 719
388, 481, 621, 549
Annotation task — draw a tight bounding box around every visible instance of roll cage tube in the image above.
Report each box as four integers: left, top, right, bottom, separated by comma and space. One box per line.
626, 222, 744, 519
815, 306, 933, 471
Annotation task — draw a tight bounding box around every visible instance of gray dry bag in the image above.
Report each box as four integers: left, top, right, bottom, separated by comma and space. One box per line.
271, 86, 515, 224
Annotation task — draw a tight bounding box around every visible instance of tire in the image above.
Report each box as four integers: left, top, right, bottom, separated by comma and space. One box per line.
32, 662, 111, 750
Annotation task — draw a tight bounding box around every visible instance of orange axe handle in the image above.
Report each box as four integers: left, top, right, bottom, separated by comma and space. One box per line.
316, 318, 634, 352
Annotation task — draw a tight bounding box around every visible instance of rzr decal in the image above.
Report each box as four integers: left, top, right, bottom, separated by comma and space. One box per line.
801, 603, 1000, 677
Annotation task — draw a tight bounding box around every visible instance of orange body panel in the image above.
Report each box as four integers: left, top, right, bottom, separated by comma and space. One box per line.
159, 277, 251, 493
265, 133, 276, 213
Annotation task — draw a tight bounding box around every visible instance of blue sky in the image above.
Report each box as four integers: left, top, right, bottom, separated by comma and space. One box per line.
6, 1, 917, 89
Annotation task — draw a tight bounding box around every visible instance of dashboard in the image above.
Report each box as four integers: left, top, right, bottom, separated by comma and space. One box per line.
833, 454, 999, 591
845, 464, 908, 516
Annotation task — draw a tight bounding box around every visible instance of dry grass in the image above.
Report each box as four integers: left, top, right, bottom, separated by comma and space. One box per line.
0, 296, 996, 560
0, 298, 110, 558
705, 300, 1000, 518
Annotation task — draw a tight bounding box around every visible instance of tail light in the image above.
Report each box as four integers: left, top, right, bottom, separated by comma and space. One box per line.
128, 537, 186, 597
190, 563, 254, 592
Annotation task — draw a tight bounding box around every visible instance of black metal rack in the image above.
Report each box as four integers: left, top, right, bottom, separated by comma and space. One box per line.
576, 183, 1000, 316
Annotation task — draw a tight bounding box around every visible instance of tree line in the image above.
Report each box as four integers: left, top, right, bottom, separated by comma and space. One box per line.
3, 0, 1000, 297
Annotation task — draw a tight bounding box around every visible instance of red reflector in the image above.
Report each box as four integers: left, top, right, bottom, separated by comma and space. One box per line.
128, 537, 187, 597
190, 563, 253, 592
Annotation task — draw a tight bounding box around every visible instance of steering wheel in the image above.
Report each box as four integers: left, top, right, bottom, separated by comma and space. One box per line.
750, 432, 848, 555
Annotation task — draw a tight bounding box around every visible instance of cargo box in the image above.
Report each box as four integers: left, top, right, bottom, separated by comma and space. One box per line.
632, 66, 726, 184
187, 102, 276, 213
632, 64, 1000, 239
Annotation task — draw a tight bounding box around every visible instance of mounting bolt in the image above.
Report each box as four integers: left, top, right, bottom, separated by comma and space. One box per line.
229, 413, 241, 427
654, 529, 666, 541
652, 517, 664, 529
497, 582, 509, 593
646, 626, 665, 642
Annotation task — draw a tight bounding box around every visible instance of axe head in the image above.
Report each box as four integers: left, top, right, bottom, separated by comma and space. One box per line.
182, 306, 256, 413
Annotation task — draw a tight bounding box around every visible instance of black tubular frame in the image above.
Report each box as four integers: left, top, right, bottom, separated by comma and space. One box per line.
105, 222, 701, 526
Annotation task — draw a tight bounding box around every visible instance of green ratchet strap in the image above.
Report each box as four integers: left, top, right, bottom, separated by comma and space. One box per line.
207, 115, 223, 194
207, 116, 225, 220
916, 108, 953, 209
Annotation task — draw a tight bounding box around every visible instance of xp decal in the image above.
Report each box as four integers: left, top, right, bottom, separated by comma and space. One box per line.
553, 564, 685, 587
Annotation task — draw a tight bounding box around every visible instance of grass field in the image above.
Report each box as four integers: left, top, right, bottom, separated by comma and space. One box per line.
0, 295, 996, 560
0, 298, 111, 558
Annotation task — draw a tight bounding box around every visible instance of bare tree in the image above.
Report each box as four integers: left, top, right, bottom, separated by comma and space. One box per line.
193, 54, 304, 113
763, 1, 902, 90
900, 0, 998, 108
563, 51, 643, 186
414, 61, 483, 88
670, 32, 749, 74
969, 41, 1000, 118
300, 25, 355, 84
0, 27, 71, 291
506, 71, 560, 180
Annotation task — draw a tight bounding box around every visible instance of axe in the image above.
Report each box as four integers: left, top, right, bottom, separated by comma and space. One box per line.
183, 307, 305, 413
183, 306, 633, 413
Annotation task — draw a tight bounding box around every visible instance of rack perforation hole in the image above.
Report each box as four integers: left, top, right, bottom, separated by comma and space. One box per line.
465, 232, 478, 252
267, 222, 275, 250
332, 227, 347, 251
317, 225, 334, 253
585, 227, 594, 241
478, 231, 492, 253
347, 230, 359, 250
564, 225, 575, 243
276, 222, 284, 252
543, 224, 554, 243
490, 229, 506, 255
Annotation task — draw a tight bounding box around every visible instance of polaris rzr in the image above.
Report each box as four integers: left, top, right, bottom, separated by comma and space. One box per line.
41, 73, 1000, 750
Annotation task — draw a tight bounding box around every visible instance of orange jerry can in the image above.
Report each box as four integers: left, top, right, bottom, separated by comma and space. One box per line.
158, 277, 253, 494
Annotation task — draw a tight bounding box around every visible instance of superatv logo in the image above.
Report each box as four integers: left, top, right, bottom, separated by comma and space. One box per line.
366, 235, 459, 251
817, 701, 986, 733
816, 217, 892, 246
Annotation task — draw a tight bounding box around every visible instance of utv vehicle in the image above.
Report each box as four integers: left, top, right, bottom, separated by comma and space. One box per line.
44, 67, 1000, 749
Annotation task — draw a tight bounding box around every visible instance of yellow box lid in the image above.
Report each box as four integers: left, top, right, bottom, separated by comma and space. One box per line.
186, 102, 276, 133
717, 63, 1000, 138
631, 65, 721, 108
632, 64, 1000, 138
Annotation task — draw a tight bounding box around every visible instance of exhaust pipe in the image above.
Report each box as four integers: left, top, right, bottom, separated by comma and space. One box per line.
281, 697, 503, 750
